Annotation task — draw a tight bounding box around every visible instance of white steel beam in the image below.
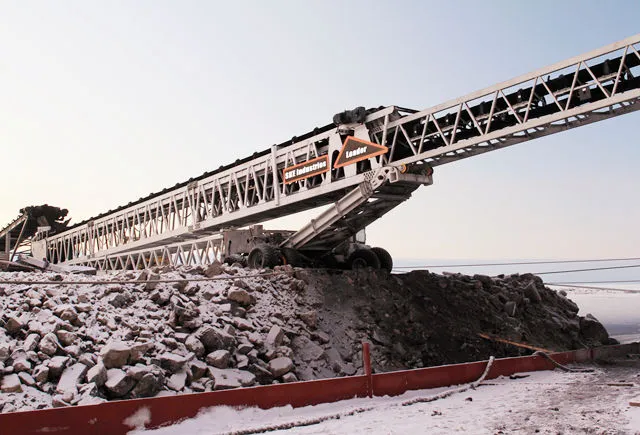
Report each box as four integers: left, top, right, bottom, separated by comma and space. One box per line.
40, 33, 640, 269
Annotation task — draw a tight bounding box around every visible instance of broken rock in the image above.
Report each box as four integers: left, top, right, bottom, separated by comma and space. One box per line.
282, 372, 298, 383
189, 359, 208, 381
100, 341, 132, 369
159, 352, 189, 373
166, 370, 188, 391
56, 330, 77, 346
504, 301, 517, 317
0, 344, 10, 362
206, 350, 231, 369
32, 365, 50, 383
48, 356, 70, 380
18, 372, 36, 387
195, 326, 236, 352
23, 334, 40, 352
104, 369, 135, 398
580, 314, 609, 344
86, 363, 108, 387
209, 368, 255, 390
268, 357, 294, 378
266, 325, 285, 348
12, 358, 31, 373
227, 288, 253, 306
298, 311, 318, 329
1, 374, 22, 393
39, 333, 60, 356
5, 316, 23, 335
523, 281, 542, 303
56, 363, 88, 395
185, 335, 205, 358
204, 261, 225, 278
291, 336, 325, 363
131, 372, 165, 399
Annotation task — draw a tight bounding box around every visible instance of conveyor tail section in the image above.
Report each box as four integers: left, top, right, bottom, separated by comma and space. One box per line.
0, 205, 69, 259
5, 33, 639, 270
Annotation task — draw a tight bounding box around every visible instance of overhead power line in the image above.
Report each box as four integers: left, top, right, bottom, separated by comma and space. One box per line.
547, 283, 640, 293
532, 264, 640, 275
392, 257, 640, 270
548, 280, 640, 285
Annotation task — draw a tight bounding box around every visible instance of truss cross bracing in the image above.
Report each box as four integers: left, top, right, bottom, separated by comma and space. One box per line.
27, 33, 640, 270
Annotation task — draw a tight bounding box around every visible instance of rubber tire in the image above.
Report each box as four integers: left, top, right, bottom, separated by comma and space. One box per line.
371, 247, 393, 273
347, 248, 381, 270
247, 244, 281, 269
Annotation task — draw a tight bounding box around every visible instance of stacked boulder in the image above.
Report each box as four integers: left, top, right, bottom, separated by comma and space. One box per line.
0, 263, 613, 413
0, 264, 307, 412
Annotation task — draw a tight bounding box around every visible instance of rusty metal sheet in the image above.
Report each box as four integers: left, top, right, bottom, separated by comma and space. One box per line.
2, 344, 638, 435
0, 376, 369, 435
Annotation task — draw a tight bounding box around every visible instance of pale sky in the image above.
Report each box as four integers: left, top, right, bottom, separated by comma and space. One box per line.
1, 1, 639, 260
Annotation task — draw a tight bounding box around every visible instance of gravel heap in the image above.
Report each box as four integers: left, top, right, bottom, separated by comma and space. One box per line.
0, 264, 612, 413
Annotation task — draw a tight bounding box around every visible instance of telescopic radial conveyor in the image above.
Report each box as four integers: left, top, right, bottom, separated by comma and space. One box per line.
2, 33, 640, 271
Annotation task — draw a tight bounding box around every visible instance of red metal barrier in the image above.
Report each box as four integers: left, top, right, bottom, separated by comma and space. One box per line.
362, 341, 372, 398
1, 375, 369, 435
0, 343, 636, 435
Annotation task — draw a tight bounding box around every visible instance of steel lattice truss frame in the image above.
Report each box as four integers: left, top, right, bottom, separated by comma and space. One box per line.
43, 126, 389, 265
79, 234, 227, 271
40, 33, 640, 269
370, 34, 640, 168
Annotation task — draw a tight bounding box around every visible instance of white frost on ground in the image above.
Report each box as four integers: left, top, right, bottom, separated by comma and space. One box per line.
628, 397, 640, 432
134, 367, 640, 435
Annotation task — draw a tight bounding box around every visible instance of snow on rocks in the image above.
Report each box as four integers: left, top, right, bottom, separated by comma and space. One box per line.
105, 368, 135, 397
268, 357, 294, 378
1, 374, 22, 393
158, 353, 190, 373
56, 363, 88, 396
100, 341, 133, 369
206, 350, 231, 369
184, 335, 205, 357
86, 363, 107, 387
0, 264, 616, 413
195, 326, 236, 352
208, 368, 256, 390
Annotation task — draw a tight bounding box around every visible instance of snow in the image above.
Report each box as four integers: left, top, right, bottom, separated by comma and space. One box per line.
628, 397, 640, 431
124, 407, 152, 430
133, 366, 640, 434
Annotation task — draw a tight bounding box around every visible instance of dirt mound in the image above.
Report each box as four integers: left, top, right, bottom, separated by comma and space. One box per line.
301, 269, 611, 372
0, 265, 611, 412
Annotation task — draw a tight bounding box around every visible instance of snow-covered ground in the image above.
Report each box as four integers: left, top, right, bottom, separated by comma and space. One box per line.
134, 366, 640, 434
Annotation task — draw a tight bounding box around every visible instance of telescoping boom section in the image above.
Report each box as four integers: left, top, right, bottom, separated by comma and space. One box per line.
15, 33, 640, 271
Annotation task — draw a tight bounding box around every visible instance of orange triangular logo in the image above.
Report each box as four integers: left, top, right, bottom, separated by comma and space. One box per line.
334, 137, 388, 169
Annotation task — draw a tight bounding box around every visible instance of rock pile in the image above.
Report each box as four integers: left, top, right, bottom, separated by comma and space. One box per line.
0, 264, 612, 413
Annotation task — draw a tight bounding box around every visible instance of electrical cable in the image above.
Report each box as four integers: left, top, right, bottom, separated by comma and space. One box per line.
532, 351, 594, 373
548, 280, 640, 285
547, 283, 640, 293
0, 270, 287, 285
393, 263, 640, 276
391, 257, 640, 269
532, 264, 640, 275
